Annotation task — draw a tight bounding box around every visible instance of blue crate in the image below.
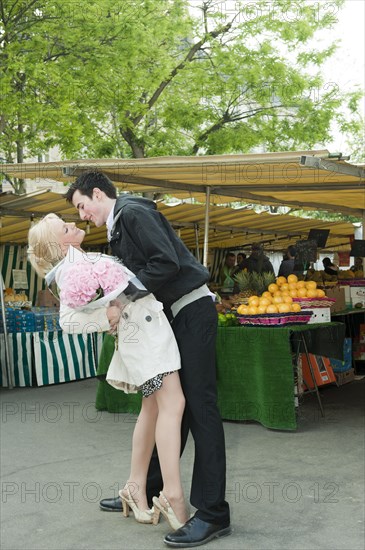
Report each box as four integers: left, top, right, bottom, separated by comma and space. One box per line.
329, 338, 352, 372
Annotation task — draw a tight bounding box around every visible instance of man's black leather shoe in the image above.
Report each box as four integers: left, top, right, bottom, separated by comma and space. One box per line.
99, 496, 123, 512
163, 516, 232, 548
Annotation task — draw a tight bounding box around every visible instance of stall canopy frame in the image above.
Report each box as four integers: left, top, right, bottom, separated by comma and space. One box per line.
0, 149, 364, 260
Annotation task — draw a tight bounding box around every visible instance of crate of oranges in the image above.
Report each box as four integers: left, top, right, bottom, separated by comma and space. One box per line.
236, 274, 316, 325
274, 275, 336, 309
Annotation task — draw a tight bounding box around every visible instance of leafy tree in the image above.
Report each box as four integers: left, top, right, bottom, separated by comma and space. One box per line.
1, 0, 362, 186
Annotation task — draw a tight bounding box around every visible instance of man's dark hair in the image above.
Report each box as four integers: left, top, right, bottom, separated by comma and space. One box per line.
225, 252, 236, 259
288, 245, 297, 258
64, 171, 117, 203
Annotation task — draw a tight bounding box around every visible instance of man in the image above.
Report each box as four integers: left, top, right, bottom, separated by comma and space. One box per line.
278, 245, 297, 278
218, 252, 236, 291
246, 243, 275, 274
65, 171, 231, 548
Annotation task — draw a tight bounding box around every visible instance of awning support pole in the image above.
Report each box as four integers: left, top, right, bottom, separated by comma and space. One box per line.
0, 273, 14, 389
194, 224, 200, 262
203, 187, 210, 267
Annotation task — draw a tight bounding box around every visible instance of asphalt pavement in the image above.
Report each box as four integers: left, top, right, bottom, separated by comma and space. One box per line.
1, 376, 364, 550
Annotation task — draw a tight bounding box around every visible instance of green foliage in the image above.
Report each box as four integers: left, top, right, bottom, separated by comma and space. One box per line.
0, 0, 362, 176
234, 271, 276, 295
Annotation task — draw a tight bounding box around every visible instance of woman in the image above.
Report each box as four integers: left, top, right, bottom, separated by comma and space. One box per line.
322, 257, 339, 276
28, 214, 187, 529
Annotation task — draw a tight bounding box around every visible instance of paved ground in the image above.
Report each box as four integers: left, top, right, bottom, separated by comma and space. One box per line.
1, 376, 364, 550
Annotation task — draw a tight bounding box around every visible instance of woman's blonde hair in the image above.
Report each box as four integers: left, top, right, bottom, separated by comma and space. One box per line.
28, 214, 65, 278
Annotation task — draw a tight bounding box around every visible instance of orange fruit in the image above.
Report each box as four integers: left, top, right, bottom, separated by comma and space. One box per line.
257, 305, 267, 314
273, 295, 283, 304
278, 303, 291, 313
296, 280, 306, 288
276, 276, 287, 286
259, 298, 271, 307
306, 281, 317, 290
248, 296, 259, 307
248, 294, 259, 302
267, 304, 278, 313
289, 289, 298, 298
280, 283, 289, 292
288, 283, 298, 290
291, 303, 301, 312
306, 289, 317, 298
281, 290, 290, 296
262, 291, 272, 301
273, 290, 282, 297
287, 274, 298, 284
247, 306, 258, 315
283, 295, 293, 304
297, 288, 307, 297
316, 289, 326, 298
268, 283, 279, 294
237, 304, 248, 315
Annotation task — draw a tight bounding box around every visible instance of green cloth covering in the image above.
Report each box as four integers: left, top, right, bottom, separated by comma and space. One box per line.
216, 323, 344, 431
95, 323, 345, 430
95, 333, 141, 413
216, 326, 297, 430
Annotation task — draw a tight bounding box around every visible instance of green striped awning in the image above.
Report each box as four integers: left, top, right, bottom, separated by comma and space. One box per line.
1, 244, 45, 304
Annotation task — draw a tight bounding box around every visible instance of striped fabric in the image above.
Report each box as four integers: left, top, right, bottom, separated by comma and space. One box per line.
33, 332, 97, 386
1, 245, 45, 304
211, 248, 227, 282
0, 333, 32, 387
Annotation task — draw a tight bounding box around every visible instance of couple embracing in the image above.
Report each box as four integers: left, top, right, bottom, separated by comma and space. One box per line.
28, 171, 231, 548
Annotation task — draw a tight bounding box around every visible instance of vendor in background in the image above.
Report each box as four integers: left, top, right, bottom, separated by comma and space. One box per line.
232, 252, 248, 275
278, 245, 297, 278
350, 257, 364, 273
246, 243, 275, 274
322, 257, 339, 276
218, 252, 236, 292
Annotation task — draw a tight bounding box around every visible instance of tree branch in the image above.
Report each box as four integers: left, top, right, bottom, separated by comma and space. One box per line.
130, 21, 233, 127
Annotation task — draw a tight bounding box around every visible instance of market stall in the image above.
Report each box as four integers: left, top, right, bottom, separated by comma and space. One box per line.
94, 322, 345, 431
0, 327, 98, 387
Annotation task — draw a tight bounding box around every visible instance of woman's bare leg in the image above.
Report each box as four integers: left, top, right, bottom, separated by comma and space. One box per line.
154, 372, 187, 523
123, 395, 158, 510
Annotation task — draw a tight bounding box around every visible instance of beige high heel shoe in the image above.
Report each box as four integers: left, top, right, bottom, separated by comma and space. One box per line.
152, 492, 185, 531
119, 487, 153, 524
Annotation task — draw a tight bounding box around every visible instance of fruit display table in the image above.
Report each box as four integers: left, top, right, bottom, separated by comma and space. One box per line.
95, 322, 345, 430
215, 322, 345, 430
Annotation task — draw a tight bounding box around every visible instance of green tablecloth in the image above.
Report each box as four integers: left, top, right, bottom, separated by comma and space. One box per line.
95, 334, 142, 412
95, 323, 345, 430
216, 323, 344, 430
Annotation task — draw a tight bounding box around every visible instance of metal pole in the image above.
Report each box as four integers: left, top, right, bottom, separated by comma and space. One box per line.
194, 223, 200, 262
0, 273, 13, 389
360, 210, 365, 273
203, 187, 210, 267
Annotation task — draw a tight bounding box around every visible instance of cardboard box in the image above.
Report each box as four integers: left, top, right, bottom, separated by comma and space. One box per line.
36, 289, 59, 308
335, 368, 355, 386
308, 307, 331, 324
353, 342, 365, 360
301, 353, 336, 390
325, 286, 346, 313
340, 285, 351, 307
350, 286, 365, 308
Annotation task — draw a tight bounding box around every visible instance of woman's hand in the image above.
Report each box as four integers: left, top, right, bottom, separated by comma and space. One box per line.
107, 300, 125, 333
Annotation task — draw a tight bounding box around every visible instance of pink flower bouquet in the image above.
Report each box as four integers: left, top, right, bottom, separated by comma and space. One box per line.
56, 247, 132, 310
